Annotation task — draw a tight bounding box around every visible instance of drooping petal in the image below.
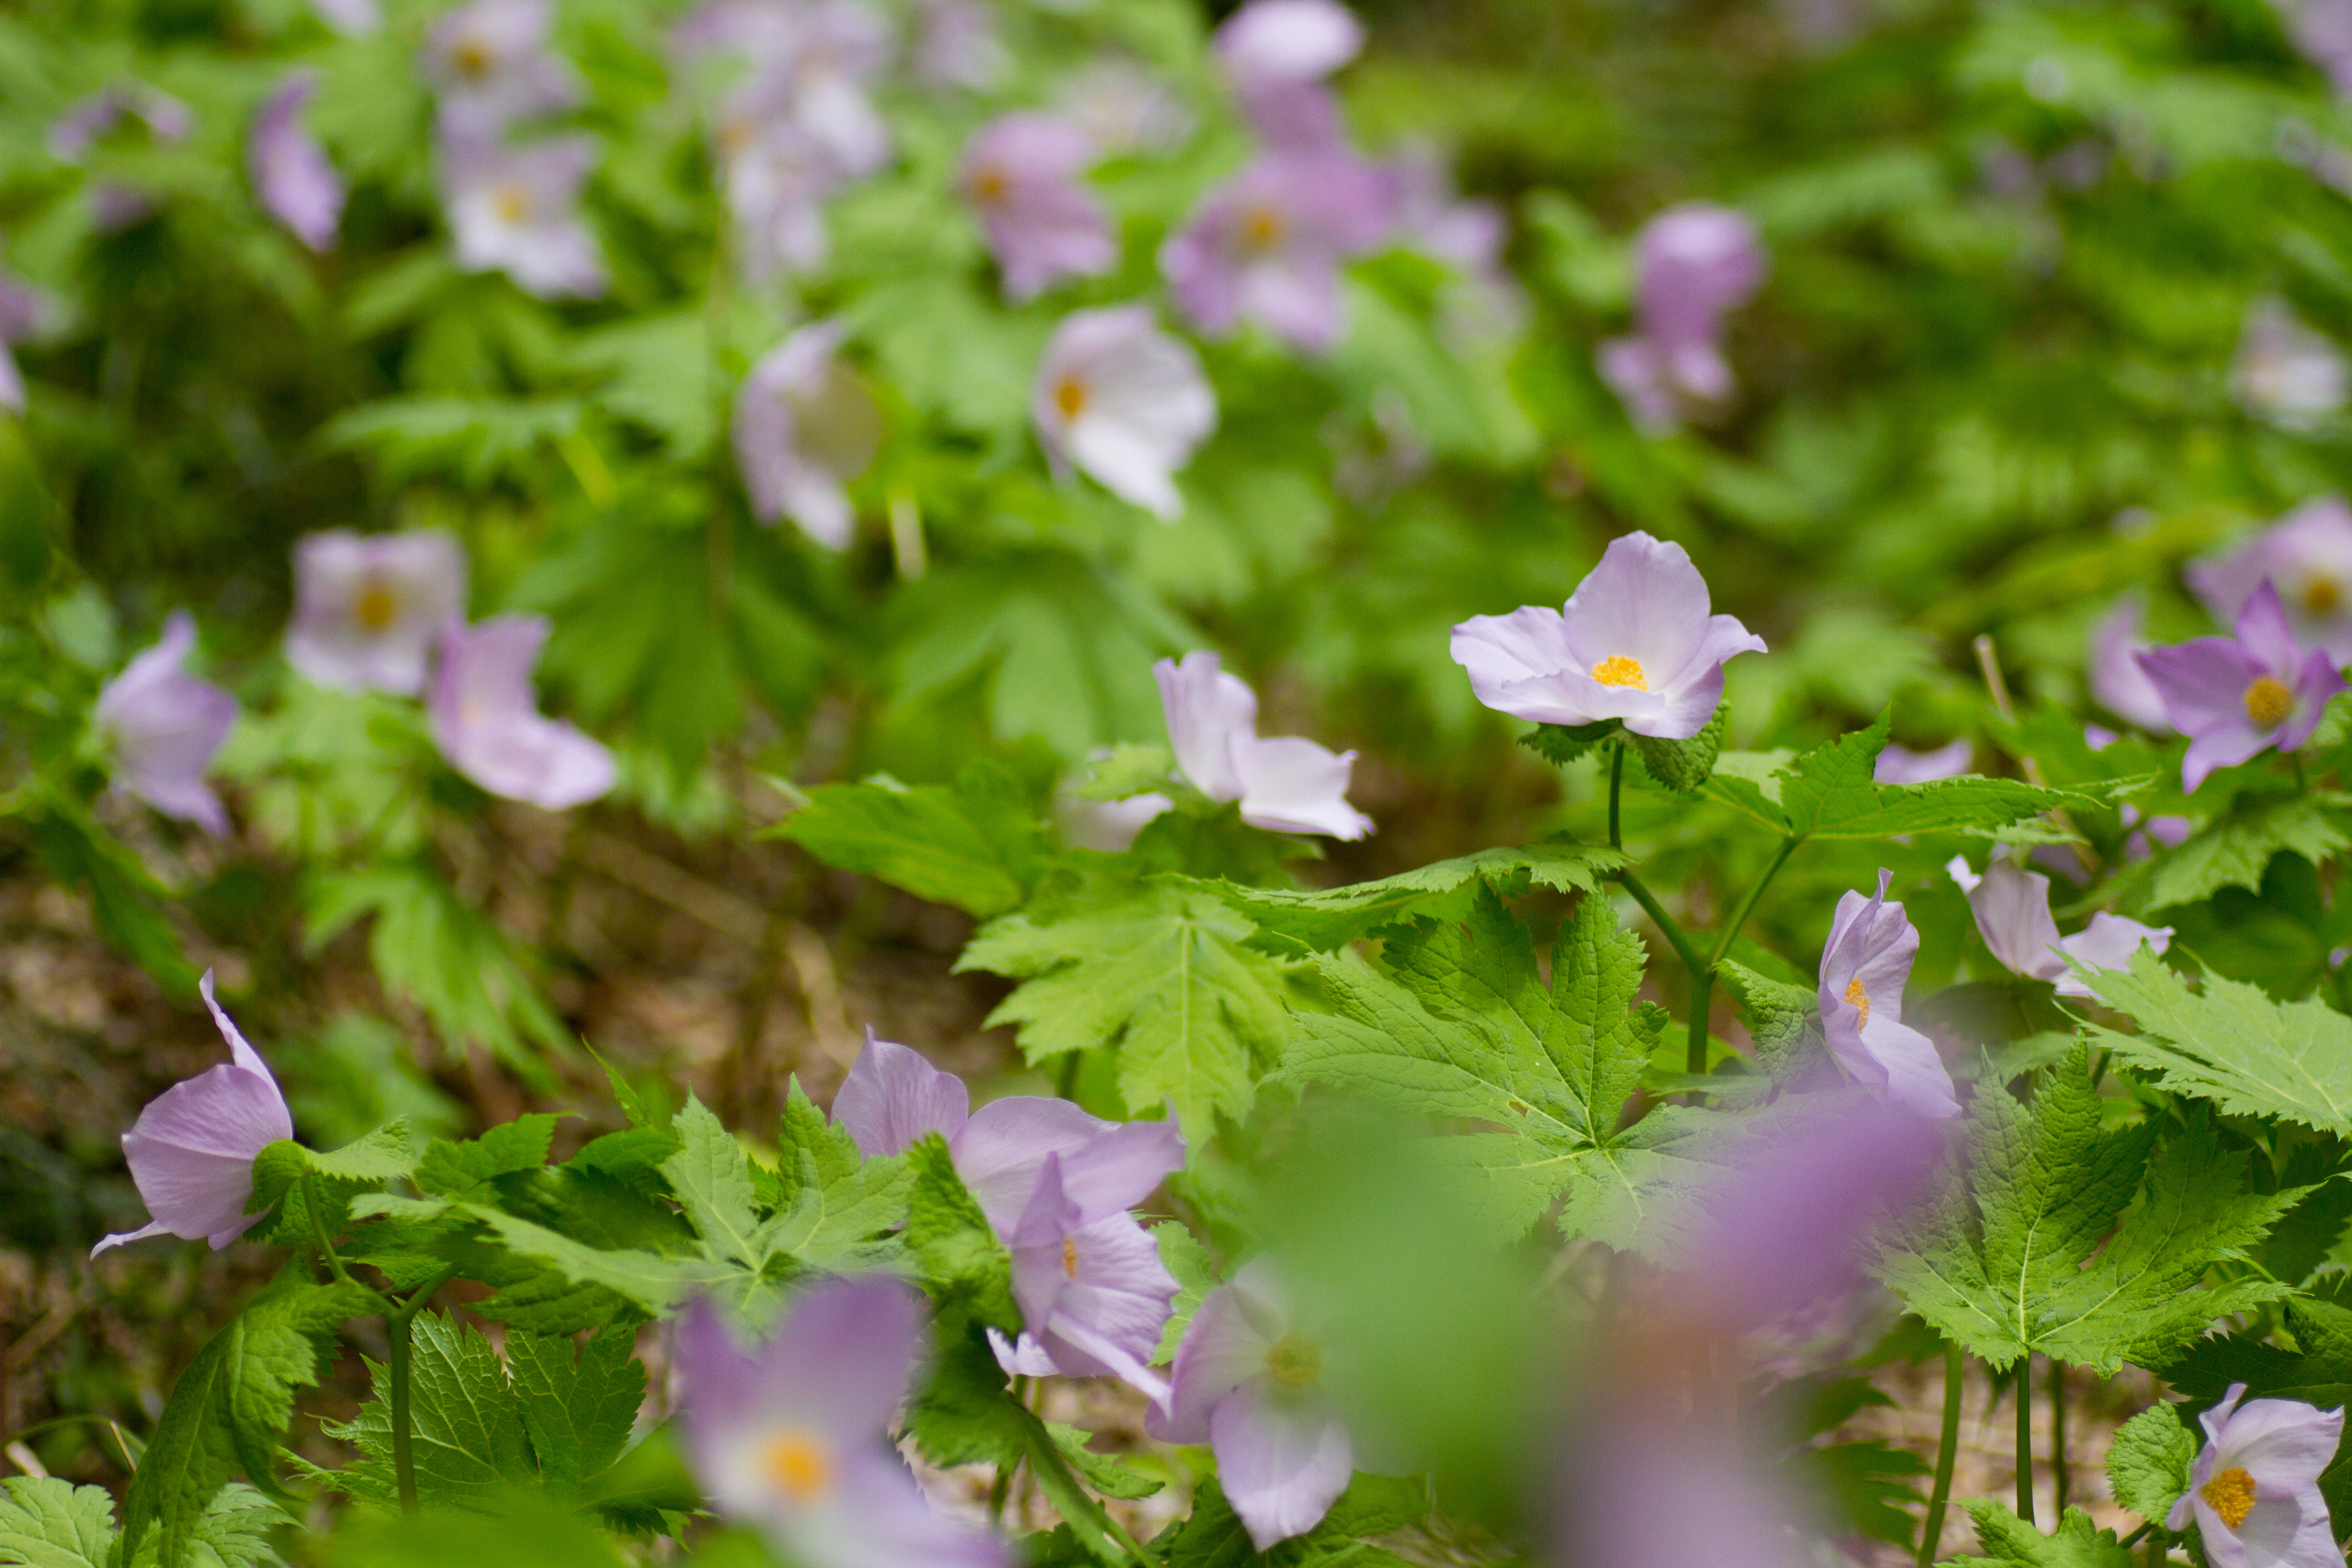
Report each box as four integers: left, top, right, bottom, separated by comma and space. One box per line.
950, 1095, 1119, 1235
2051, 914, 2172, 998
1155, 652, 1257, 802
1231, 735, 1373, 840
95, 612, 239, 835
1960, 857, 2067, 982
429, 614, 615, 810
250, 74, 344, 252
1210, 1378, 1354, 1551
831, 1034, 970, 1158
1008, 1155, 1177, 1391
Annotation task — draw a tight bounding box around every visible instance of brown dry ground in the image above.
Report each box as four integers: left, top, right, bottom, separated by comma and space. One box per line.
0, 784, 2172, 1563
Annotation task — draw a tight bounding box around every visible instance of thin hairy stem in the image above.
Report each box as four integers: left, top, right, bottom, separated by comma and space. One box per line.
1608, 741, 1624, 850
2015, 1358, 2036, 1525
2050, 1357, 2068, 1514
1916, 1341, 1964, 1568
389, 1312, 418, 1514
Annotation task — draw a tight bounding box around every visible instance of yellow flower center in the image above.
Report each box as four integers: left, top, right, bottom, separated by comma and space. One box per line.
1264, 1333, 1321, 1390
1844, 977, 1871, 1030
2201, 1465, 2256, 1531
971, 164, 1009, 204
1053, 376, 1088, 422
452, 38, 495, 79
353, 583, 399, 632
717, 114, 753, 156
2305, 576, 2342, 616
1240, 204, 1285, 252
1590, 655, 1648, 690
493, 183, 532, 224
1061, 1236, 1079, 1279
759, 1428, 833, 1503
2245, 675, 2293, 727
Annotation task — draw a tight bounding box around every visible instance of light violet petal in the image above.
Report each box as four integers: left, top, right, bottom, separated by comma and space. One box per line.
832, 1035, 970, 1158
1232, 735, 1372, 840
1209, 1380, 1353, 1552
2215, 1397, 2345, 1493
1874, 739, 1974, 785
755, 1275, 923, 1438
2052, 915, 2172, 996
952, 1096, 1117, 1235
1155, 652, 1257, 802
1214, 0, 1363, 84
2089, 597, 2175, 732
2284, 649, 2349, 752
1049, 1118, 1186, 1221
1964, 858, 2066, 981
986, 1328, 1061, 1378
285, 529, 467, 694
1151, 1265, 1280, 1445
2137, 637, 2264, 738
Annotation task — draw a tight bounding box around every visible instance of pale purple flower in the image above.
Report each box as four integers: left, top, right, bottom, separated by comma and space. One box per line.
442, 133, 606, 299
96, 612, 238, 836
2165, 1382, 2343, 1568
312, 0, 382, 35
961, 115, 1114, 303
1149, 1258, 1351, 1550
1058, 790, 1173, 853
1033, 306, 1216, 520
428, 614, 615, 810
1214, 0, 1360, 152
93, 973, 293, 1256
716, 2, 893, 181
733, 322, 881, 549
1160, 151, 1397, 352
1449, 531, 1766, 740
48, 87, 192, 162
1946, 856, 2172, 998
0, 270, 39, 413
1154, 652, 1373, 839
1872, 739, 1972, 784
2120, 803, 2193, 862
2187, 497, 2352, 663
2277, 0, 2352, 97
676, 1279, 1009, 1568
2089, 596, 2176, 732
285, 530, 468, 695
1008, 1152, 1180, 1396
249, 75, 343, 254
2138, 579, 2347, 792
1056, 58, 1192, 158
422, 0, 581, 138
720, 120, 841, 283
912, 0, 1008, 88
2234, 299, 2346, 430
1818, 870, 1959, 1118
1600, 204, 1765, 430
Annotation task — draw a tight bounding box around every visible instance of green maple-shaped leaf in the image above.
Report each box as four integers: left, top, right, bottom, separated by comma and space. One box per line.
0, 1478, 117, 1568
959, 878, 1291, 1136
413, 1115, 564, 1200
2085, 951, 2352, 1136
1702, 715, 2087, 841
1873, 1050, 2301, 1374
2135, 792, 2352, 912
1949, 1501, 2136, 1567
1211, 840, 1626, 954
768, 761, 1049, 919
1275, 888, 1720, 1258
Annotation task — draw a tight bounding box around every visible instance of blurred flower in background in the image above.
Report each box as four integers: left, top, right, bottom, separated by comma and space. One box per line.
428, 614, 616, 808
441, 134, 607, 298
249, 74, 346, 253
96, 612, 238, 834
2233, 298, 2347, 430
2187, 497, 2352, 661
1156, 651, 1374, 838
961, 114, 1115, 303
733, 320, 882, 548
1600, 204, 1767, 430
1034, 305, 1216, 518
285, 530, 468, 695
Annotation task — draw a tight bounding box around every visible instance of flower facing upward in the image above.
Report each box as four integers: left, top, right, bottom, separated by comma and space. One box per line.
1161, 151, 1396, 352
676, 1279, 1009, 1568
94, 973, 293, 1256
733, 321, 881, 549
2187, 498, 2352, 664
96, 612, 239, 835
1033, 306, 1216, 520
1872, 739, 1973, 785
422, 0, 581, 138
960, 114, 1114, 303
1817, 870, 1959, 1118
2165, 1383, 2343, 1568
2089, 596, 2176, 733
2234, 299, 2347, 431
2137, 579, 2347, 792
442, 134, 606, 300
285, 530, 467, 695
428, 614, 615, 810
1149, 1258, 1352, 1551
1154, 652, 1374, 839
250, 74, 344, 253
1947, 856, 2172, 999
1449, 531, 1766, 740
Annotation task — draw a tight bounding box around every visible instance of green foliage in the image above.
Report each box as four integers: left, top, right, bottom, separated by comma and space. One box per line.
2086, 951, 2352, 1135
1626, 706, 1727, 798
1874, 1054, 2301, 1374
1277, 889, 1709, 1257
1156, 1475, 1427, 1568
2136, 792, 2352, 911
902, 1134, 1019, 1334
1152, 1220, 1221, 1363
1210, 840, 1626, 954
317, 1492, 626, 1568
1703, 717, 2087, 841
1948, 1502, 2137, 1567
2105, 1404, 2198, 1525
768, 761, 1049, 918
0, 1479, 119, 1568
1717, 960, 1823, 1084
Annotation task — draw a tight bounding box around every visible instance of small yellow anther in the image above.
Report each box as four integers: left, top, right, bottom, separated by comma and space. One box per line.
759, 1430, 833, 1503
1590, 655, 1647, 691
2201, 1465, 2256, 1531
2245, 675, 2293, 728
1264, 1333, 1321, 1390
1844, 977, 1871, 1030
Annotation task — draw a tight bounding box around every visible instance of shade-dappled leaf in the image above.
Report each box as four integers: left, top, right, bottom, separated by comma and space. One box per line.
768, 761, 1048, 918
319, 397, 584, 488
904, 1135, 1018, 1334
1046, 1424, 1161, 1501
497, 1328, 646, 1494
2085, 951, 2352, 1136
2105, 1404, 2197, 1524
0, 1479, 116, 1568
660, 1096, 764, 1270
1948, 1502, 2136, 1567
1210, 839, 1626, 953
1784, 1440, 1926, 1550
1275, 889, 1717, 1258
2137, 793, 2352, 911
248, 1121, 417, 1217
414, 1117, 563, 1200
960, 878, 1291, 1136
1701, 716, 2084, 840
1873, 1052, 2300, 1374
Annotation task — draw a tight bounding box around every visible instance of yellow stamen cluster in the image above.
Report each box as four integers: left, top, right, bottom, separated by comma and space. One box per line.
1844, 977, 1871, 1030
1590, 655, 1647, 691
2304, 576, 2342, 616
452, 39, 495, 78
2201, 1465, 2256, 1531
1061, 1236, 1079, 1279
760, 1430, 833, 1503
1240, 205, 1285, 252
1053, 377, 1088, 422
1264, 1333, 1321, 1390
353, 583, 398, 632
970, 166, 1009, 205
2245, 675, 2293, 727
493, 184, 533, 224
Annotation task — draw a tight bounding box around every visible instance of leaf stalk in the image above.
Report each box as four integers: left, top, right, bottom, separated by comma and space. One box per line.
1916, 1339, 1963, 1568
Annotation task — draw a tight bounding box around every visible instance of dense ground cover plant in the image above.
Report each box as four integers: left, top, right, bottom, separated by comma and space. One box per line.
24, 0, 2352, 1563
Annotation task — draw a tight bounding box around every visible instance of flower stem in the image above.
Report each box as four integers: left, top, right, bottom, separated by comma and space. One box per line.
388, 1311, 419, 1515
1916, 1340, 1963, 1568
1706, 835, 1801, 972
2015, 1357, 2035, 1525
301, 1174, 358, 1291
1607, 742, 1624, 850
1614, 869, 1703, 977
2049, 1357, 2068, 1514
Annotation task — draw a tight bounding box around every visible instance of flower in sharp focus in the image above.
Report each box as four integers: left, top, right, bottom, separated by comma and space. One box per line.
733, 321, 882, 549
2187, 498, 2352, 664
2137, 579, 2347, 792
1149, 1258, 1352, 1550
1817, 870, 1959, 1118
1872, 739, 1973, 784
1033, 305, 1216, 520
677, 1279, 1009, 1568
1154, 652, 1374, 840
961, 114, 1115, 303
2089, 595, 2176, 733
93, 973, 293, 1255
250, 74, 344, 253
285, 530, 466, 695
442, 133, 606, 299
1161, 152, 1397, 352
2234, 298, 2346, 431
422, 0, 581, 138
428, 614, 615, 810
1946, 855, 2172, 998
96, 612, 239, 835
1448, 530, 1766, 740
2165, 1383, 2343, 1568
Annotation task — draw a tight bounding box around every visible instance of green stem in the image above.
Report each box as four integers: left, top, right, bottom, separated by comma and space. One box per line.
388, 1312, 418, 1515
1615, 869, 1702, 978
301, 1174, 359, 1290
1608, 742, 1624, 851
1916, 1341, 1963, 1568
1686, 968, 1714, 1077
2049, 1357, 2068, 1514
2016, 1357, 2036, 1526
1026, 1419, 1154, 1568
1055, 1052, 1082, 1101
1706, 834, 1802, 971
2119, 1522, 2152, 1548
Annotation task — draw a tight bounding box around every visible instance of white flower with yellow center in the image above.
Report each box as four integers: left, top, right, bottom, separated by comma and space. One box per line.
2165, 1382, 2342, 1568
1033, 306, 1215, 520
285, 530, 466, 695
